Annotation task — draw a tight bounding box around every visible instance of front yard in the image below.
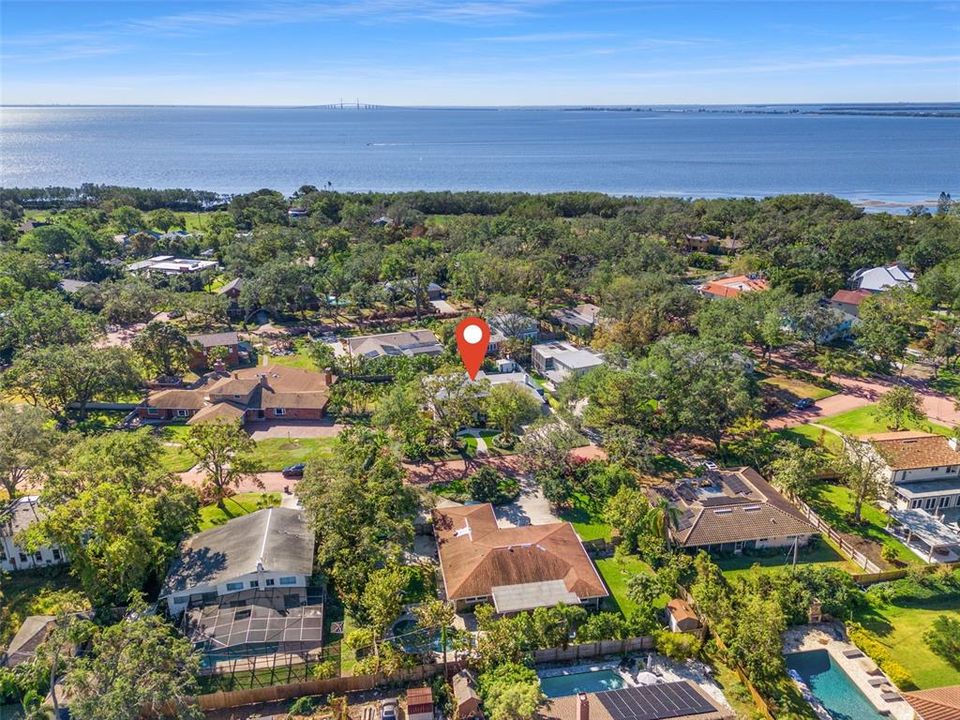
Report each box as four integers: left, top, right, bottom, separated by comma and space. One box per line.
249, 437, 336, 469
818, 404, 953, 438
197, 492, 281, 529
761, 375, 837, 402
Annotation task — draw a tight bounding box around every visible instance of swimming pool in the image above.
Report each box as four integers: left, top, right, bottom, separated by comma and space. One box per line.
538, 669, 627, 698
785, 650, 887, 720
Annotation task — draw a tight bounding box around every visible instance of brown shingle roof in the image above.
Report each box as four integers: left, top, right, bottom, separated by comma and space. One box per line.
187, 331, 240, 348
187, 402, 246, 425
146, 388, 209, 410
903, 685, 960, 720
667, 598, 699, 623
869, 432, 960, 471
538, 682, 732, 720
830, 289, 872, 306
433, 504, 607, 603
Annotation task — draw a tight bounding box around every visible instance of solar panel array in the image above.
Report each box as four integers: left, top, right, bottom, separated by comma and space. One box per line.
596, 682, 716, 720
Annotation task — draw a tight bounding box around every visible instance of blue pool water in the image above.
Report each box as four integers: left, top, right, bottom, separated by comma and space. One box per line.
539, 670, 627, 698
786, 650, 887, 720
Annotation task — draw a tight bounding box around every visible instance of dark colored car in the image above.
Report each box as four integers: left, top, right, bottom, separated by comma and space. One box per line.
794, 397, 815, 410
281, 463, 305, 478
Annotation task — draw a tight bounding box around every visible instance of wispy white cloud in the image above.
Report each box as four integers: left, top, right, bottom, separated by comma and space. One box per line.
479, 31, 620, 43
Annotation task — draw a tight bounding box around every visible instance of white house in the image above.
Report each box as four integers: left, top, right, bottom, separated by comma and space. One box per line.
863, 431, 960, 514
160, 507, 315, 615
849, 263, 917, 293
127, 255, 218, 276
0, 497, 67, 573
531, 341, 604, 384
488, 313, 539, 353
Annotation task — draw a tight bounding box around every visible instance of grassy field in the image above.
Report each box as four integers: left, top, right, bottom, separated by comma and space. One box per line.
778, 424, 844, 454
717, 538, 860, 581
158, 424, 198, 472
855, 597, 960, 689
593, 554, 662, 618
818, 403, 953, 438
249, 436, 336, 469
197, 492, 281, 529
0, 568, 89, 651
808, 483, 920, 567
761, 375, 837, 401
264, 344, 321, 371
560, 492, 611, 542
931, 368, 960, 400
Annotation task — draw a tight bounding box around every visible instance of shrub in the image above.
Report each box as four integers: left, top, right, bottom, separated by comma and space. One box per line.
311, 659, 339, 680
655, 629, 700, 661
924, 615, 960, 669
288, 695, 322, 717
846, 623, 916, 690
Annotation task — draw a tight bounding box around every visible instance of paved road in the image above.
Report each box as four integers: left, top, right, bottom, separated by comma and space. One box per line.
766, 367, 959, 430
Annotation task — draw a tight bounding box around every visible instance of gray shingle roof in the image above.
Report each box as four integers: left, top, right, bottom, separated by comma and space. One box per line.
161, 507, 315, 596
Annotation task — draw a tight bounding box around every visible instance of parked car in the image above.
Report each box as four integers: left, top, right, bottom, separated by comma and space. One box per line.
381, 698, 399, 720
704, 460, 719, 471
794, 397, 815, 410
281, 463, 305, 478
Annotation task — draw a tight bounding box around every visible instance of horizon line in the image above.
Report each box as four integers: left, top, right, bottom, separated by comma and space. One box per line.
3, 101, 960, 109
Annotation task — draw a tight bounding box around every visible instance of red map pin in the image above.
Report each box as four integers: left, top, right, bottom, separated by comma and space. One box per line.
455, 316, 491, 380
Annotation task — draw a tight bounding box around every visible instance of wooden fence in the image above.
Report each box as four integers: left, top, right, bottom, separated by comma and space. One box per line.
194, 661, 465, 711
850, 559, 960, 585
788, 495, 883, 573
532, 636, 653, 663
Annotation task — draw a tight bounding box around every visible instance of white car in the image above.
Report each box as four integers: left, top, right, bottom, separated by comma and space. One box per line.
381, 698, 399, 720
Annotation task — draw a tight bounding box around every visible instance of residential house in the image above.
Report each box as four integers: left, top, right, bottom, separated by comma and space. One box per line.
1, 496, 67, 572
550, 304, 601, 337
138, 364, 333, 424
658, 468, 817, 554
828, 288, 873, 318
665, 598, 702, 634
682, 233, 719, 252
217, 277, 245, 318
186, 330, 242, 371
697, 274, 768, 299
453, 670, 483, 720
161, 508, 324, 662
381, 279, 444, 300
161, 507, 315, 613
488, 313, 539, 353
531, 341, 604, 384
474, 370, 546, 409
863, 432, 960, 515
159, 230, 192, 243
1, 613, 90, 668
127, 255, 218, 275
903, 685, 960, 720
849, 263, 916, 293
344, 329, 444, 359
17, 219, 48, 234
538, 682, 733, 720
432, 503, 608, 613
58, 278, 92, 294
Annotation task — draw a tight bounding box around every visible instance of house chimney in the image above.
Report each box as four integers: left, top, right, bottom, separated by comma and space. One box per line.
323, 367, 333, 385
577, 693, 589, 720
213, 358, 226, 373
258, 373, 269, 388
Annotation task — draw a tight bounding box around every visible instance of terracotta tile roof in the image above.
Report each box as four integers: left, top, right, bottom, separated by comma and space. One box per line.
433, 504, 607, 603
699, 275, 768, 298
830, 289, 872, 306
868, 432, 960, 471
903, 685, 960, 720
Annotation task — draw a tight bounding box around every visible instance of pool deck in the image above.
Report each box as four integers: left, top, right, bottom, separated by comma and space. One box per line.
783, 623, 912, 720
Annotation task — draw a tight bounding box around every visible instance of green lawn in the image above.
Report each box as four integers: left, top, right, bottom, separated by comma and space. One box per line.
594, 554, 663, 618
777, 425, 844, 455
761, 375, 836, 401
0, 568, 89, 652
264, 340, 321, 371
560, 493, 612, 542
249, 436, 336, 470
717, 538, 859, 581
808, 483, 920, 567
461, 430, 503, 456
931, 368, 960, 400
158, 424, 198, 472
198, 492, 281, 530
854, 597, 960, 689
819, 404, 953, 438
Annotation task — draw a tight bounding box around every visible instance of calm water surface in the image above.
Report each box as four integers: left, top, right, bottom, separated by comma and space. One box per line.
1, 106, 958, 201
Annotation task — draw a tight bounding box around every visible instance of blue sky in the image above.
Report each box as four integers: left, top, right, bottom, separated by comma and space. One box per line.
2, 1, 959, 105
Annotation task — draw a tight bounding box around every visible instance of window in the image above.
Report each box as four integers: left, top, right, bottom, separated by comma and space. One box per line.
274, 408, 285, 416
19, 553, 27, 563
225, 582, 243, 591
249, 580, 259, 588
925, 497, 937, 510
173, 596, 188, 605
911, 500, 921, 509
34, 551, 42, 561
52, 549, 61, 560
931, 467, 941, 472
279, 576, 297, 585
176, 409, 189, 418
265, 578, 275, 586
948, 466, 957, 474
147, 407, 159, 415
939, 497, 950, 507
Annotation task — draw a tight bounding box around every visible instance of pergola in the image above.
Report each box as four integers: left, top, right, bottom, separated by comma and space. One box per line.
888, 508, 960, 563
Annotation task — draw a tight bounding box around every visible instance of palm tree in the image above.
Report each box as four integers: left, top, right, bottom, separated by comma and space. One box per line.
644, 498, 681, 550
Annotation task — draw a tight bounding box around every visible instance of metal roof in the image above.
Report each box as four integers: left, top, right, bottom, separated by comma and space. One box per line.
492, 580, 581, 614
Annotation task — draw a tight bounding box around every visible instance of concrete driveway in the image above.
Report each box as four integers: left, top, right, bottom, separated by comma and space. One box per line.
246, 419, 344, 440
494, 476, 560, 528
